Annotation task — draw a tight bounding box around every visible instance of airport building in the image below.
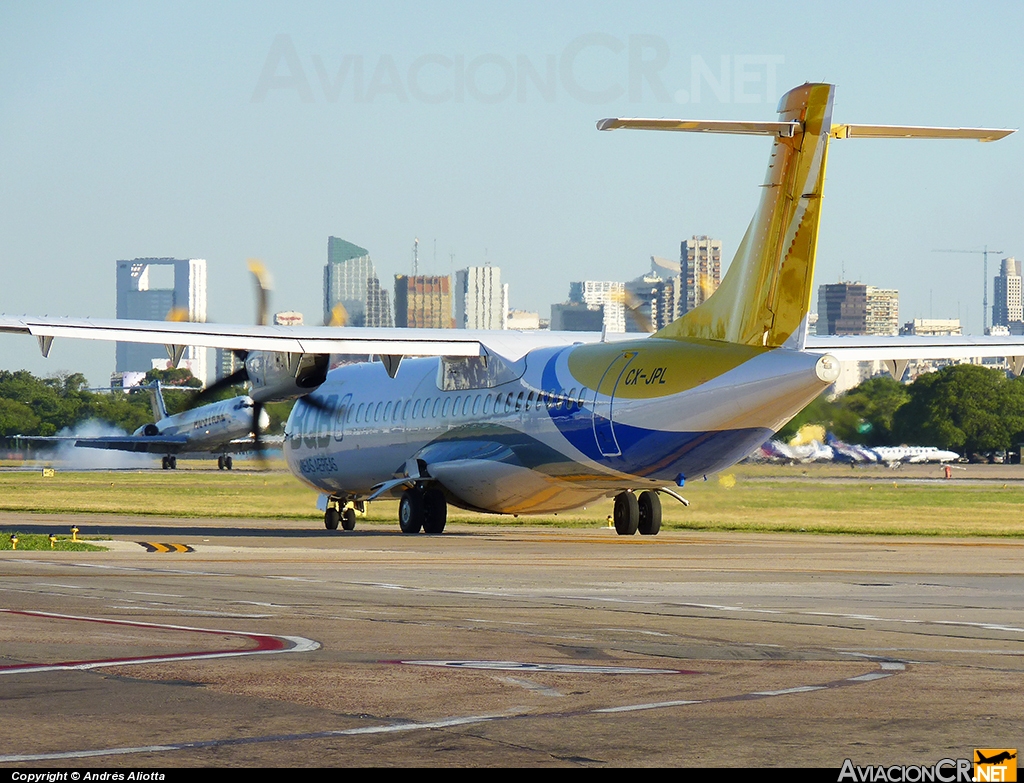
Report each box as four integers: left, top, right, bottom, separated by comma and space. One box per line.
323, 237, 393, 327
900, 318, 962, 336
115, 257, 207, 382
454, 265, 504, 330
680, 235, 722, 314
992, 257, 1022, 329
394, 274, 455, 328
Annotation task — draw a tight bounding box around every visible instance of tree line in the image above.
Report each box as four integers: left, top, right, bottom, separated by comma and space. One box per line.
0, 368, 253, 436
778, 363, 1024, 454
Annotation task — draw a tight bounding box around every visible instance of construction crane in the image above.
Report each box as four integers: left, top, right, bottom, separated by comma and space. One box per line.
932, 245, 1003, 332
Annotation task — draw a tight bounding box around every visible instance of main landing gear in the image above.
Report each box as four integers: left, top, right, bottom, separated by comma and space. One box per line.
217, 455, 233, 470
324, 498, 360, 531
398, 485, 447, 535
613, 490, 661, 536
161, 455, 177, 470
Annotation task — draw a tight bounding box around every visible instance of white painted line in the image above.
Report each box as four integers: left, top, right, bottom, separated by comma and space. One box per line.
595, 699, 703, 713
397, 660, 690, 675
751, 686, 827, 696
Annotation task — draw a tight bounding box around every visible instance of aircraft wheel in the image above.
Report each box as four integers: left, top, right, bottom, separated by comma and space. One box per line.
422, 487, 447, 534
342, 508, 357, 531
613, 491, 639, 536
217, 455, 225, 470
161, 456, 169, 470
324, 507, 340, 530
169, 456, 177, 469
225, 456, 233, 470
399, 489, 424, 534
637, 491, 662, 536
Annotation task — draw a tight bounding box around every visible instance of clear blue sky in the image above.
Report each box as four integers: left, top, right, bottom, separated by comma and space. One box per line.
1, 1, 1021, 383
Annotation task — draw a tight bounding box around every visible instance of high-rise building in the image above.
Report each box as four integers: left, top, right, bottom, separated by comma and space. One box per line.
680, 236, 722, 314
992, 257, 1022, 328
817, 282, 899, 336
569, 280, 626, 333
550, 302, 604, 331
865, 287, 899, 336
323, 237, 393, 327
115, 258, 207, 381
817, 283, 868, 335
454, 266, 504, 330
394, 275, 455, 328
626, 266, 678, 332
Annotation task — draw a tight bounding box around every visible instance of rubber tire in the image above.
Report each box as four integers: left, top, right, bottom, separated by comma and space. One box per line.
613, 492, 639, 536
324, 508, 340, 530
161, 456, 169, 470
399, 490, 424, 534
217, 456, 225, 470
342, 508, 357, 531
225, 456, 233, 470
169, 456, 177, 470
422, 487, 447, 534
637, 491, 662, 536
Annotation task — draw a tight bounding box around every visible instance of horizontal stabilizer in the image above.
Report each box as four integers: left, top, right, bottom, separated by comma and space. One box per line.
597, 118, 800, 137
829, 124, 1015, 142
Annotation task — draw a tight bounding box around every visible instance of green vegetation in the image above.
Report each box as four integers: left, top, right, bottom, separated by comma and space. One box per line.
0, 465, 1022, 538
779, 365, 1024, 453
0, 368, 293, 438
0, 531, 106, 551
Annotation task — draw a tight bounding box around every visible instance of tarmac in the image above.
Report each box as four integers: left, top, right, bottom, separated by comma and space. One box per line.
1, 512, 1022, 767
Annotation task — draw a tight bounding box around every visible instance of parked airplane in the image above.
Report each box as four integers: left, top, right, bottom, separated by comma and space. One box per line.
71, 382, 269, 469
870, 445, 960, 466
0, 83, 1017, 534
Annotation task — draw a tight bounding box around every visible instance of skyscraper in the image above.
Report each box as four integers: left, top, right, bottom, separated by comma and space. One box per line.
394, 275, 455, 328
680, 236, 722, 314
323, 237, 393, 327
817, 282, 899, 336
568, 280, 626, 333
454, 266, 504, 329
992, 257, 1022, 329
115, 258, 207, 381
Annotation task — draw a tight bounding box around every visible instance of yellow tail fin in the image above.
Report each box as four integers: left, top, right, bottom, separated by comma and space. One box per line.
655, 83, 835, 348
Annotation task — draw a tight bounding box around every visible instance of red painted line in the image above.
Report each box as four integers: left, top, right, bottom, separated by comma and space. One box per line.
0, 609, 315, 674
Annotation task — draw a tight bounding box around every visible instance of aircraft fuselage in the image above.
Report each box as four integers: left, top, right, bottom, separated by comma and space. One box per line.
283, 337, 838, 514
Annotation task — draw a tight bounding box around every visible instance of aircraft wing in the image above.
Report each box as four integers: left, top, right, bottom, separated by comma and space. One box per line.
805, 335, 1024, 361
73, 435, 191, 454
805, 335, 1024, 378
0, 315, 627, 362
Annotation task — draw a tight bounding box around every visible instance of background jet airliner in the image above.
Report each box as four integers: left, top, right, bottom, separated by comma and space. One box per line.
0, 83, 1017, 534
68, 382, 268, 470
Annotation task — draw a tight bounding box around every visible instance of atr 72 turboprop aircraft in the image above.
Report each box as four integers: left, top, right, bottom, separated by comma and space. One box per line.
0, 83, 1019, 535
71, 382, 270, 470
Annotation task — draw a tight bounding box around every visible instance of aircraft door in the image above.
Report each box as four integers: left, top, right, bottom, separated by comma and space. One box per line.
592, 351, 637, 457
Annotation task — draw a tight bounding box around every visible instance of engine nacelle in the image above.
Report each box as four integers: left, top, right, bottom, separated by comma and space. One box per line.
244, 351, 329, 403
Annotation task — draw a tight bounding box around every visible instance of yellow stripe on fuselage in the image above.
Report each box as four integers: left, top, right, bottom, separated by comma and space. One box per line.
566, 337, 766, 399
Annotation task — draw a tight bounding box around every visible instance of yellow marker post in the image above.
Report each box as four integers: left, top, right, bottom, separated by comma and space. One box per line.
11, 535, 18, 550
49, 534, 57, 549
71, 526, 79, 542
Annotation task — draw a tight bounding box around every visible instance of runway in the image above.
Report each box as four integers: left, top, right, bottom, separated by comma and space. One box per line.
1, 513, 1022, 767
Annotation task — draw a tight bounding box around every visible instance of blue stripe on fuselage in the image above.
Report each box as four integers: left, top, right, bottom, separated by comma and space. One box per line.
537, 347, 768, 480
